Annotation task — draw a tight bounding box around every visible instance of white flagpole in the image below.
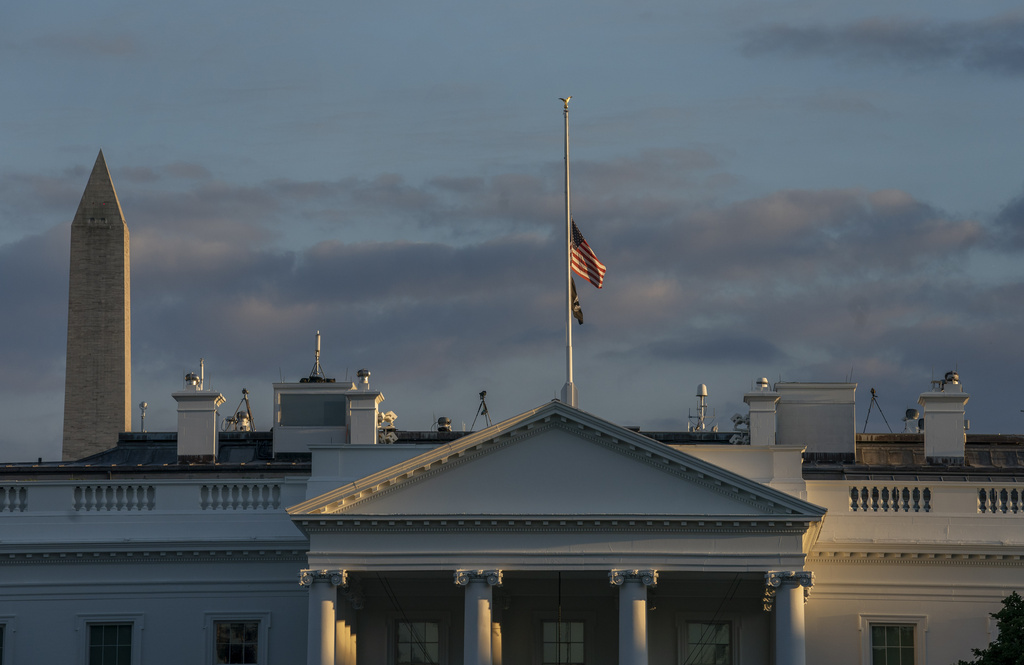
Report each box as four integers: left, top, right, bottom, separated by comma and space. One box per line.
559, 97, 578, 408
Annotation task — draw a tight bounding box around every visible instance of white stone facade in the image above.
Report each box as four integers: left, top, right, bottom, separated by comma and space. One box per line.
1, 379, 1018, 664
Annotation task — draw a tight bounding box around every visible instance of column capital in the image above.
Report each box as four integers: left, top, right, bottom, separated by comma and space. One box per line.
299, 569, 347, 588
609, 569, 658, 587
763, 570, 813, 611
454, 569, 503, 587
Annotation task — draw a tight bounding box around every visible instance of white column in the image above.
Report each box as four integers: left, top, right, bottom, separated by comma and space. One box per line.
610, 570, 658, 665
491, 592, 503, 665
765, 571, 813, 665
301, 569, 347, 665
455, 570, 502, 665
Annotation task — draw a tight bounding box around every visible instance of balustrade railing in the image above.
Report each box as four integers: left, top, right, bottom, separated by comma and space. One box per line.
0, 486, 27, 512
849, 486, 931, 513
978, 488, 1024, 514
200, 483, 282, 510
74, 485, 156, 511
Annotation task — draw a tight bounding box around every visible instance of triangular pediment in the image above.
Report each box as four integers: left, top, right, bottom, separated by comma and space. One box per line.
289, 402, 824, 521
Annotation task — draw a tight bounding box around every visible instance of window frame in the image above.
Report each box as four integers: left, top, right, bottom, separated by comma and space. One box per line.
675, 612, 745, 665
540, 619, 586, 665
531, 610, 595, 665
204, 612, 271, 665
76, 613, 145, 665
681, 619, 734, 665
0, 615, 15, 665
386, 612, 449, 665
859, 614, 928, 665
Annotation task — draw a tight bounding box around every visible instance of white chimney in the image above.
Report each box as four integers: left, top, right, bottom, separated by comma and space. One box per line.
743, 378, 780, 446
347, 374, 383, 445
918, 371, 969, 464
173, 376, 225, 463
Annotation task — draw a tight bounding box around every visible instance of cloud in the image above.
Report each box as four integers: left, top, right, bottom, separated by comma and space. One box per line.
637, 336, 787, 364
742, 13, 1024, 76
1, 150, 1021, 451
30, 33, 140, 58
991, 193, 1024, 248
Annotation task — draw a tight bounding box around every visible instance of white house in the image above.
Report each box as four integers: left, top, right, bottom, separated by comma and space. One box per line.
0, 366, 1018, 665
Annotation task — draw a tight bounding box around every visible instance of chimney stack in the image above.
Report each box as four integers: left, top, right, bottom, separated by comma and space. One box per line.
743, 378, 780, 446
918, 371, 969, 464
173, 370, 225, 463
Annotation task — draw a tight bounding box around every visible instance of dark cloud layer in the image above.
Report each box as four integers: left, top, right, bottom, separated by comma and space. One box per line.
2, 150, 1024, 460
743, 14, 1024, 76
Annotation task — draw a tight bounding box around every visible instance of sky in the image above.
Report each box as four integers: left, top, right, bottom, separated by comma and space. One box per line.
4, 1, 1024, 462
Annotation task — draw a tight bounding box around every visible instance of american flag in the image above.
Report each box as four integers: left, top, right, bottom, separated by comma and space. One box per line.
570, 220, 606, 288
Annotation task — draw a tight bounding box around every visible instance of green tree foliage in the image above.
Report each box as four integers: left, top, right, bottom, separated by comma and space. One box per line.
957, 592, 1024, 665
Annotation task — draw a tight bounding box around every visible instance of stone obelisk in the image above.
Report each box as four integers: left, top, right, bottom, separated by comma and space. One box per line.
62, 150, 131, 460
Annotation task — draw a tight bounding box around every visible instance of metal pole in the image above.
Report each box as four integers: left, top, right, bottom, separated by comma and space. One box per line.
560, 98, 577, 407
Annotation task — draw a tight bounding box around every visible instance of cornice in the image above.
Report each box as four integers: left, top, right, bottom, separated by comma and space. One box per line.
810, 551, 1024, 566
296, 514, 814, 535
0, 545, 308, 566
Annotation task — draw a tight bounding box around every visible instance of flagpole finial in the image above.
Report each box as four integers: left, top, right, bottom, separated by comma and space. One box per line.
559, 96, 572, 110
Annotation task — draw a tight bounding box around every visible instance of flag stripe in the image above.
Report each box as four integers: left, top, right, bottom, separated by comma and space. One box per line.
570, 220, 606, 288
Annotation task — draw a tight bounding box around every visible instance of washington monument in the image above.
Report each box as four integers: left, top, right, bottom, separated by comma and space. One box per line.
62, 150, 131, 460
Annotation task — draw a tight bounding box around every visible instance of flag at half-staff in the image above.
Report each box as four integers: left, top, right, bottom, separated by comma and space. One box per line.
571, 277, 584, 325
570, 220, 606, 289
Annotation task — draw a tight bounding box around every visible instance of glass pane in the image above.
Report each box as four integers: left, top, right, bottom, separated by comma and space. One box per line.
870, 624, 915, 665
425, 622, 438, 642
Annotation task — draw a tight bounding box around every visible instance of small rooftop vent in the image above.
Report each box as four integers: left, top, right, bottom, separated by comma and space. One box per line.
903, 408, 920, 433
437, 417, 452, 433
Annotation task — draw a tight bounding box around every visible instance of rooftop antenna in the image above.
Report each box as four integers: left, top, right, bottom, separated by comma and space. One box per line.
139, 401, 147, 433
688, 383, 718, 432
310, 331, 325, 380
471, 391, 492, 430
862, 388, 893, 433
300, 331, 335, 383
223, 388, 255, 432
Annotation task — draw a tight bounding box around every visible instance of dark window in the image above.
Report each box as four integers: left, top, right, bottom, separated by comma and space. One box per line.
542, 621, 584, 665
395, 621, 439, 664
215, 621, 259, 665
685, 621, 731, 665
279, 394, 346, 426
871, 624, 914, 665
89, 623, 132, 665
